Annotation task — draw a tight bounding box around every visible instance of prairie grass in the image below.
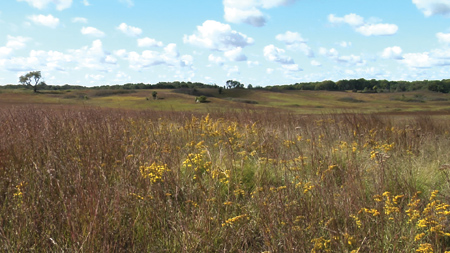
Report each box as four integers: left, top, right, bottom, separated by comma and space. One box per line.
1, 105, 450, 251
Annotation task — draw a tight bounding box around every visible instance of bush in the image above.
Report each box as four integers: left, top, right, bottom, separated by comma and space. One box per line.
196, 95, 208, 103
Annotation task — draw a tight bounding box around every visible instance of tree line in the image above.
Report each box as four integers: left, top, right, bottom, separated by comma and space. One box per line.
2, 73, 450, 93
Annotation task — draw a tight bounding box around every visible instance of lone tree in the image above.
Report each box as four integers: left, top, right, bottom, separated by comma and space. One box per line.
152, 91, 158, 100
19, 71, 42, 93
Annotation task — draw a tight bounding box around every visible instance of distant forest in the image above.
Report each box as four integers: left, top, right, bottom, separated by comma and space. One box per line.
2, 78, 450, 93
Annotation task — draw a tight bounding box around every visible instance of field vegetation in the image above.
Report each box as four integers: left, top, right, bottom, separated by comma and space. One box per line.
1, 97, 450, 251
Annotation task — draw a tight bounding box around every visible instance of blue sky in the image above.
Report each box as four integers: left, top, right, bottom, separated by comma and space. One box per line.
1, 0, 450, 87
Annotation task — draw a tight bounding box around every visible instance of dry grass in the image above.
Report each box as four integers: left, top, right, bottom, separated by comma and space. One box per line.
1, 105, 450, 251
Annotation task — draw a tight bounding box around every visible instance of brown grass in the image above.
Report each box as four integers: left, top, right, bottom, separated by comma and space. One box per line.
1, 104, 450, 251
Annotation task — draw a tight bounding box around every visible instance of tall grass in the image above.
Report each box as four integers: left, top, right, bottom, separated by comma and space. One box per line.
1, 106, 450, 251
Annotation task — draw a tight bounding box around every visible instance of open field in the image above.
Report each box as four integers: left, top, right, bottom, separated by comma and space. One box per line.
1, 88, 450, 114
1, 90, 450, 251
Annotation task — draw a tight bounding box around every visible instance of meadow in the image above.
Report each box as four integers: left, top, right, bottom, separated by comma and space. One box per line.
1, 89, 450, 252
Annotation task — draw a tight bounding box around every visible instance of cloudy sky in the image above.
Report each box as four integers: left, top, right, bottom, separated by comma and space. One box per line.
1, 0, 450, 86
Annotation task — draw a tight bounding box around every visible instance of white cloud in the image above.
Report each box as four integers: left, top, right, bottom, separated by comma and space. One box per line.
183, 20, 254, 51
0, 49, 73, 72
0, 47, 13, 59
339, 41, 352, 48
226, 65, 240, 77
437, 32, 450, 44
224, 47, 247, 61
402, 52, 436, 68
311, 60, 321, 66
180, 55, 193, 67
17, 0, 72, 10
275, 31, 305, 44
70, 39, 117, 71
117, 23, 142, 37
355, 23, 398, 36
114, 49, 128, 58
328, 13, 398, 36
401, 48, 450, 68
81, 26, 105, 37
319, 47, 365, 65
72, 17, 88, 23
0, 40, 122, 74
247, 60, 259, 67
431, 48, 450, 59
266, 68, 274, 74
208, 54, 225, 65
412, 0, 450, 17
223, 0, 298, 27
28, 14, 60, 28
381, 46, 403, 59
275, 31, 314, 57
85, 74, 104, 81
328, 13, 364, 26
120, 44, 192, 71
82, 0, 90, 6
319, 47, 339, 58
224, 6, 266, 27
338, 54, 364, 65
137, 37, 163, 47
6, 35, 30, 50
282, 64, 302, 72
263, 44, 294, 64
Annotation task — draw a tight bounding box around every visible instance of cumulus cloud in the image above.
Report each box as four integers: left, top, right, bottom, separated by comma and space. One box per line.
276, 31, 305, 44
263, 44, 294, 64
381, 46, 403, 59
0, 49, 73, 72
311, 60, 321, 66
6, 35, 30, 50
0, 39, 121, 73
183, 20, 254, 51
437, 32, 450, 44
137, 37, 164, 47
223, 0, 298, 27
319, 47, 365, 65
117, 23, 142, 37
208, 54, 225, 65
339, 41, 352, 48
276, 31, 314, 57
355, 23, 398, 36
328, 13, 398, 36
328, 13, 364, 26
402, 52, 437, 68
70, 39, 117, 71
226, 65, 240, 77
28, 14, 60, 28
81, 26, 105, 37
224, 47, 247, 61
117, 44, 193, 71
72, 17, 88, 23
412, 0, 450, 17
85, 74, 104, 81
17, 0, 72, 10
282, 64, 302, 72
401, 48, 450, 68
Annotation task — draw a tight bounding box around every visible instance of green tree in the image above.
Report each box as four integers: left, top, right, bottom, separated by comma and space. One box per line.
226, 80, 244, 89
152, 91, 158, 100
19, 71, 42, 93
